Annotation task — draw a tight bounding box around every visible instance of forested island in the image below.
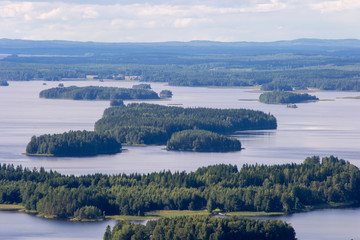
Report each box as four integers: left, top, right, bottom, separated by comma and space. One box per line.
167, 130, 241, 152
159, 89, 173, 98
94, 103, 277, 145
1, 156, 359, 220
259, 91, 319, 104
104, 216, 296, 240
25, 130, 121, 157
39, 86, 160, 100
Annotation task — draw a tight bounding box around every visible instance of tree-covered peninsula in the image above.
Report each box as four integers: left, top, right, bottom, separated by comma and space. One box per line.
259, 91, 319, 104
1, 156, 359, 220
25, 130, 121, 157
94, 103, 277, 145
167, 129, 241, 152
39, 86, 160, 100
105, 216, 296, 240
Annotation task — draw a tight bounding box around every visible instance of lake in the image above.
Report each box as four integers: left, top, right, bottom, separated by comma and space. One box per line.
0, 80, 360, 239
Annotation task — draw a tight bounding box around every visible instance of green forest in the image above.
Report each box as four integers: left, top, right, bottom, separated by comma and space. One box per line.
2, 39, 360, 91
105, 216, 296, 240
167, 130, 241, 152
159, 89, 173, 98
1, 156, 359, 220
260, 82, 293, 91
94, 103, 277, 145
39, 86, 160, 100
132, 84, 151, 89
25, 130, 121, 157
259, 91, 319, 104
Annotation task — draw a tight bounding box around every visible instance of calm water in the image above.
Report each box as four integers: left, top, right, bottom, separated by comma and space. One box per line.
0, 81, 360, 239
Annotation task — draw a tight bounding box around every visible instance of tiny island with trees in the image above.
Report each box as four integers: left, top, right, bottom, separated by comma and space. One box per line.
25, 130, 121, 157
39, 86, 160, 100
159, 89, 173, 98
167, 129, 241, 152
259, 91, 319, 104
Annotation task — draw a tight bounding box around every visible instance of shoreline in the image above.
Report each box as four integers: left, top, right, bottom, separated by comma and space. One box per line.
1, 203, 357, 222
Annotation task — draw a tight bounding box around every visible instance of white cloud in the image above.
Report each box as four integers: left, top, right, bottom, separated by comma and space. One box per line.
0, 0, 360, 42
173, 18, 192, 28
310, 0, 360, 13
111, 19, 137, 28
37, 8, 61, 20
77, 7, 99, 19
0, 2, 34, 18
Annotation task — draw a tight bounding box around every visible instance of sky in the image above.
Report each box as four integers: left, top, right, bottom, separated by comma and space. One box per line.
0, 0, 360, 42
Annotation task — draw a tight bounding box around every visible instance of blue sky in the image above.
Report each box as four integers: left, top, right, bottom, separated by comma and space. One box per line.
1, 0, 359, 42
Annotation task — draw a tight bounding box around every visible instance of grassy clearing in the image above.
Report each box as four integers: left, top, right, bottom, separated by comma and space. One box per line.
0, 204, 25, 211
107, 210, 210, 221
106, 210, 286, 221
145, 210, 210, 218
106, 215, 155, 221
226, 211, 284, 217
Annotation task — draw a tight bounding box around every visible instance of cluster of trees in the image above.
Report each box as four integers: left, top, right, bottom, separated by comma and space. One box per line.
25, 130, 121, 157
259, 91, 319, 104
104, 216, 296, 240
260, 82, 293, 91
159, 89, 173, 98
73, 206, 104, 221
132, 84, 151, 89
94, 103, 277, 145
39, 86, 160, 100
0, 80, 9, 86
110, 99, 125, 107
167, 130, 241, 152
0, 156, 359, 220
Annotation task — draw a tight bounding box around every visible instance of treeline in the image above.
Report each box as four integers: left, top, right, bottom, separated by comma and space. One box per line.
259, 91, 319, 104
105, 216, 296, 240
39, 86, 159, 100
94, 103, 277, 144
2, 50, 360, 91
167, 129, 241, 152
0, 156, 359, 220
132, 84, 151, 89
25, 130, 121, 157
260, 82, 293, 91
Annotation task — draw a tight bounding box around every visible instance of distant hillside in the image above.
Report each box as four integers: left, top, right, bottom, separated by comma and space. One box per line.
1, 38, 360, 57
1, 38, 360, 91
